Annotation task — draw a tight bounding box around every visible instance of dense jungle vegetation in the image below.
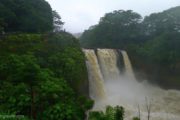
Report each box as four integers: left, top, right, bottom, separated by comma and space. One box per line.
80, 6, 180, 89
1, 0, 179, 119
0, 0, 93, 119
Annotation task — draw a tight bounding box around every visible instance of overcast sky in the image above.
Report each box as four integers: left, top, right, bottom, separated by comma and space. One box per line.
46, 0, 180, 33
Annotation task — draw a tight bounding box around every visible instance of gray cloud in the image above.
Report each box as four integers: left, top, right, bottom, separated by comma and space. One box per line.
46, 0, 180, 33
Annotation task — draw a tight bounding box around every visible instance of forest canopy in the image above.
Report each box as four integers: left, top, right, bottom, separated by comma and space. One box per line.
0, 0, 93, 119
0, 0, 53, 33
0, 0, 180, 119
80, 6, 180, 89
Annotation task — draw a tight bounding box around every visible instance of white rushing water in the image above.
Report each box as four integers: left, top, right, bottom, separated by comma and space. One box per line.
97, 49, 121, 81
84, 49, 180, 120
83, 49, 106, 100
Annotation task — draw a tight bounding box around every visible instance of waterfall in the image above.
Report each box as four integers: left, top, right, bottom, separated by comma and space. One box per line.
97, 49, 121, 81
83, 49, 106, 100
121, 50, 136, 80
83, 49, 180, 120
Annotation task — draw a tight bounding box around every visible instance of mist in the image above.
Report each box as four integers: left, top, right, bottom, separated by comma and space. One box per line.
84, 49, 180, 120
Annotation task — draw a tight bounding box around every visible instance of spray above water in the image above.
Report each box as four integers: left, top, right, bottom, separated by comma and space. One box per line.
83, 49, 180, 120
121, 50, 136, 80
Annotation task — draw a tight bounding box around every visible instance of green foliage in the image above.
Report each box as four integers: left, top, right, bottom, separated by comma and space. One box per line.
142, 6, 180, 37
53, 10, 64, 32
0, 0, 53, 33
80, 10, 142, 48
89, 106, 124, 120
0, 0, 91, 119
89, 111, 106, 120
114, 106, 124, 120
137, 33, 180, 68
0, 33, 92, 119
78, 96, 94, 110
0, 114, 30, 120
135, 7, 180, 88
0, 18, 5, 33
80, 6, 180, 89
132, 117, 140, 120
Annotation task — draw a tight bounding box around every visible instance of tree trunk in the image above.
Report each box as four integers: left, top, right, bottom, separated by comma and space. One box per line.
30, 86, 36, 120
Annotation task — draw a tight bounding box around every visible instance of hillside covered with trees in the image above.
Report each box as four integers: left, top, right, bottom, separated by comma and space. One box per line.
1, 0, 180, 119
0, 0, 93, 119
80, 6, 180, 89
0, 0, 54, 33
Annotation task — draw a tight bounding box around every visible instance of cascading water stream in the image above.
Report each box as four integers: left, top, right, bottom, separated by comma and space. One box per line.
121, 50, 136, 80
83, 49, 106, 100
83, 49, 180, 120
97, 49, 121, 81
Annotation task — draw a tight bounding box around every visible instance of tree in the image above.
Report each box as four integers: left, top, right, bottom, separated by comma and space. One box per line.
80, 10, 142, 48
52, 10, 64, 32
0, 55, 41, 119
0, 18, 5, 34
0, 0, 53, 33
89, 106, 124, 120
114, 106, 124, 120
0, 32, 92, 119
132, 117, 140, 120
89, 111, 105, 120
137, 104, 141, 120
80, 6, 180, 89
142, 6, 180, 37
145, 97, 152, 120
